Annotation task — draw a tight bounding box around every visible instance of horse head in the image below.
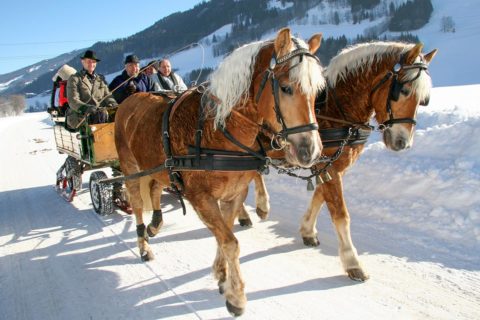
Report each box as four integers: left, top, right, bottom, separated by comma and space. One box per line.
254, 28, 325, 167
371, 43, 438, 151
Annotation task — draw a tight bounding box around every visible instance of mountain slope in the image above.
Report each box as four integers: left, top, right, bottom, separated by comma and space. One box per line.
2, 0, 480, 102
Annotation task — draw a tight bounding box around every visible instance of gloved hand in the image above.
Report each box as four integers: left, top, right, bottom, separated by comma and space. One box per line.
106, 102, 118, 109
85, 104, 99, 114
127, 82, 137, 95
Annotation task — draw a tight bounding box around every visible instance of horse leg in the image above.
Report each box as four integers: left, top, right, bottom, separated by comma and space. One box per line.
254, 173, 270, 220
191, 195, 246, 316
322, 176, 369, 281
147, 179, 163, 237
299, 185, 325, 247
126, 179, 154, 262
237, 204, 253, 227
237, 186, 253, 227
217, 200, 242, 294
237, 173, 270, 226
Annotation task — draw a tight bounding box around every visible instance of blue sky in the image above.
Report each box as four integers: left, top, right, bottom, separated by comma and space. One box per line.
0, 1, 206, 75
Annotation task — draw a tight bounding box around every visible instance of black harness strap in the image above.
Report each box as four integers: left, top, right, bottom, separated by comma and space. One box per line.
160, 88, 271, 214
320, 127, 371, 148
314, 87, 373, 149
162, 101, 187, 215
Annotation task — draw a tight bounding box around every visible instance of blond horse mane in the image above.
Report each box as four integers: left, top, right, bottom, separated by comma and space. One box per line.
325, 41, 432, 102
205, 37, 325, 128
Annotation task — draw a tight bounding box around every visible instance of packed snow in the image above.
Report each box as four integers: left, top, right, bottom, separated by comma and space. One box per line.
0, 84, 479, 319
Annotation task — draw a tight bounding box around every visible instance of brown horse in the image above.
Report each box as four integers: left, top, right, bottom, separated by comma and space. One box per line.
114, 28, 325, 316
240, 41, 437, 281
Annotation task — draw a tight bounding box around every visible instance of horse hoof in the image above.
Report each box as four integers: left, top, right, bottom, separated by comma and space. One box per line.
347, 268, 369, 282
302, 236, 320, 247
256, 208, 269, 220
140, 250, 154, 262
147, 221, 163, 237
226, 300, 245, 317
147, 225, 157, 238
238, 218, 252, 227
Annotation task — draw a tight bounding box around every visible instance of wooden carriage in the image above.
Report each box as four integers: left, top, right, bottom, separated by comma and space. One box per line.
53, 120, 130, 216
53, 122, 118, 165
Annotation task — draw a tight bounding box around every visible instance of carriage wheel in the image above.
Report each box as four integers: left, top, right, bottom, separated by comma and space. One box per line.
89, 171, 114, 215
65, 156, 82, 191
56, 156, 82, 202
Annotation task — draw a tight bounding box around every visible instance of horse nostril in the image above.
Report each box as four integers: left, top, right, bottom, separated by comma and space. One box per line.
298, 147, 310, 163
395, 139, 406, 150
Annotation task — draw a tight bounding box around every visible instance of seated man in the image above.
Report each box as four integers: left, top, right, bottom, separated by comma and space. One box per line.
66, 50, 117, 130
155, 58, 188, 93
142, 60, 162, 90
109, 54, 157, 104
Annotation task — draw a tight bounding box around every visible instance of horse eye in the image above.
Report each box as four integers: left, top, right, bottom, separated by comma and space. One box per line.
280, 85, 293, 95
400, 88, 411, 96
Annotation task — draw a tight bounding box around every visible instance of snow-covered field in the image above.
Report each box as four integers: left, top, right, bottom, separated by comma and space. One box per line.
0, 84, 479, 319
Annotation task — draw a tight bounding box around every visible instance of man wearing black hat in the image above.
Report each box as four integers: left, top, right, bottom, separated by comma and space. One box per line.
108, 54, 157, 104
66, 50, 117, 129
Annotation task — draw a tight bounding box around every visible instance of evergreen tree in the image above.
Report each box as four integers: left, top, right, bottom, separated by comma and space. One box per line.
389, 0, 433, 31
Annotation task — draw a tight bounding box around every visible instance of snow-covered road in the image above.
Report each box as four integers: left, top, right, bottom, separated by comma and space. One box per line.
1, 85, 479, 319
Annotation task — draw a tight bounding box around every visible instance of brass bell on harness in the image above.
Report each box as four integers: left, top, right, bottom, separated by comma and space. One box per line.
307, 179, 315, 191
322, 171, 333, 182
315, 175, 324, 185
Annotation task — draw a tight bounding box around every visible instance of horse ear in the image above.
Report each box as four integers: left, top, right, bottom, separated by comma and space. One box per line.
307, 33, 322, 54
405, 43, 423, 64
274, 28, 292, 57
424, 49, 438, 63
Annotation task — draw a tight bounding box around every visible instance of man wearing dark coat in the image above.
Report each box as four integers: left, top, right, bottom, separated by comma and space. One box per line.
109, 54, 157, 104
66, 50, 117, 129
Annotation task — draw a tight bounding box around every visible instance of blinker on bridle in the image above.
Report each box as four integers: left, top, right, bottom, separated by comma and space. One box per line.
255, 38, 321, 150
371, 54, 429, 131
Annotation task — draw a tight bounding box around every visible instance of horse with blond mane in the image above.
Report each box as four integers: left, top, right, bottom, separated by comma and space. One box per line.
114, 28, 325, 316
239, 41, 437, 281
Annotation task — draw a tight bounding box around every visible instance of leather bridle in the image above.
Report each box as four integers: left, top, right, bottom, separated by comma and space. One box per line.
371, 55, 429, 130
255, 38, 321, 149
